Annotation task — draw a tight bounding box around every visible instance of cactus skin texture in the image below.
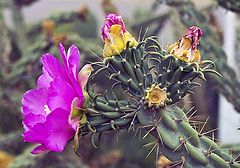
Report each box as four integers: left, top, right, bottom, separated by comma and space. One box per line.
80, 37, 240, 167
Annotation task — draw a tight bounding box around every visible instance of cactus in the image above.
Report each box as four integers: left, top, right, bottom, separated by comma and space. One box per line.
78, 35, 240, 167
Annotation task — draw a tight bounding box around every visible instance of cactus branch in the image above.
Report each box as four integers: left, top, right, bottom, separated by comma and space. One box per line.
137, 105, 240, 168
162, 0, 240, 112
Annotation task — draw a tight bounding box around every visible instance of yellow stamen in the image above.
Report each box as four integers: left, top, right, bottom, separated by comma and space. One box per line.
44, 105, 51, 114
145, 84, 168, 107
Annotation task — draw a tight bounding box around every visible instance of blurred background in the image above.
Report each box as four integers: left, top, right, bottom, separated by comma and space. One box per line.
1, 0, 240, 167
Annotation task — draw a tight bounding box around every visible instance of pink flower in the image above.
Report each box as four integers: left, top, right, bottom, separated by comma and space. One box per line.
22, 44, 92, 154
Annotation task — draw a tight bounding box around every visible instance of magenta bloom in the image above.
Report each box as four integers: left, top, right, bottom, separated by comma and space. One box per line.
101, 13, 126, 41
184, 26, 203, 50
22, 44, 92, 154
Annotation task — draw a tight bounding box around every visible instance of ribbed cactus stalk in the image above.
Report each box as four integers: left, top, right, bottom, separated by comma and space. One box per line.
78, 15, 240, 167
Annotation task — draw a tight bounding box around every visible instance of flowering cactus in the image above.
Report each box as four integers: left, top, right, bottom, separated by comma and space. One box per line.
22, 44, 92, 154
78, 14, 238, 167
21, 13, 240, 168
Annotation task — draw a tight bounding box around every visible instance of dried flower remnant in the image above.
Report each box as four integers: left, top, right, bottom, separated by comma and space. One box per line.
167, 26, 203, 63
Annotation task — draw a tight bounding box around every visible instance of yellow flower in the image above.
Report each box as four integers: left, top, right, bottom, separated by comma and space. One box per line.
102, 14, 138, 58
145, 84, 168, 107
167, 26, 202, 63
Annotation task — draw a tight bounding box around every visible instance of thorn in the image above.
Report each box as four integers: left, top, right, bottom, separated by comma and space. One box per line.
143, 141, 156, 148
169, 160, 183, 168
212, 132, 215, 141
156, 127, 164, 147
173, 141, 184, 152
142, 26, 150, 42
145, 143, 157, 159
155, 144, 160, 166
137, 26, 143, 42
128, 111, 138, 131
199, 116, 210, 134
232, 153, 240, 162
187, 110, 197, 121
143, 126, 155, 139
184, 143, 189, 154
88, 49, 103, 61
202, 128, 219, 136
182, 106, 195, 120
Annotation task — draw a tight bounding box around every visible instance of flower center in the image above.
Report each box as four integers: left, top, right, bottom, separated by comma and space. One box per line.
44, 105, 51, 114
145, 84, 167, 107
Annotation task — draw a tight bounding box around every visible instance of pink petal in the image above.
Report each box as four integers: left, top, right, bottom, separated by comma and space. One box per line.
78, 64, 93, 89
22, 88, 48, 117
37, 54, 69, 88
41, 54, 69, 80
59, 43, 83, 98
59, 44, 79, 81
23, 108, 75, 153
66, 45, 80, 80
23, 113, 46, 129
47, 77, 83, 112
31, 145, 49, 154
37, 67, 53, 89
101, 13, 126, 41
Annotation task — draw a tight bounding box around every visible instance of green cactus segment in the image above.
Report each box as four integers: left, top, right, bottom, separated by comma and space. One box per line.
103, 42, 153, 98
137, 105, 240, 168
80, 91, 140, 135
145, 36, 216, 105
